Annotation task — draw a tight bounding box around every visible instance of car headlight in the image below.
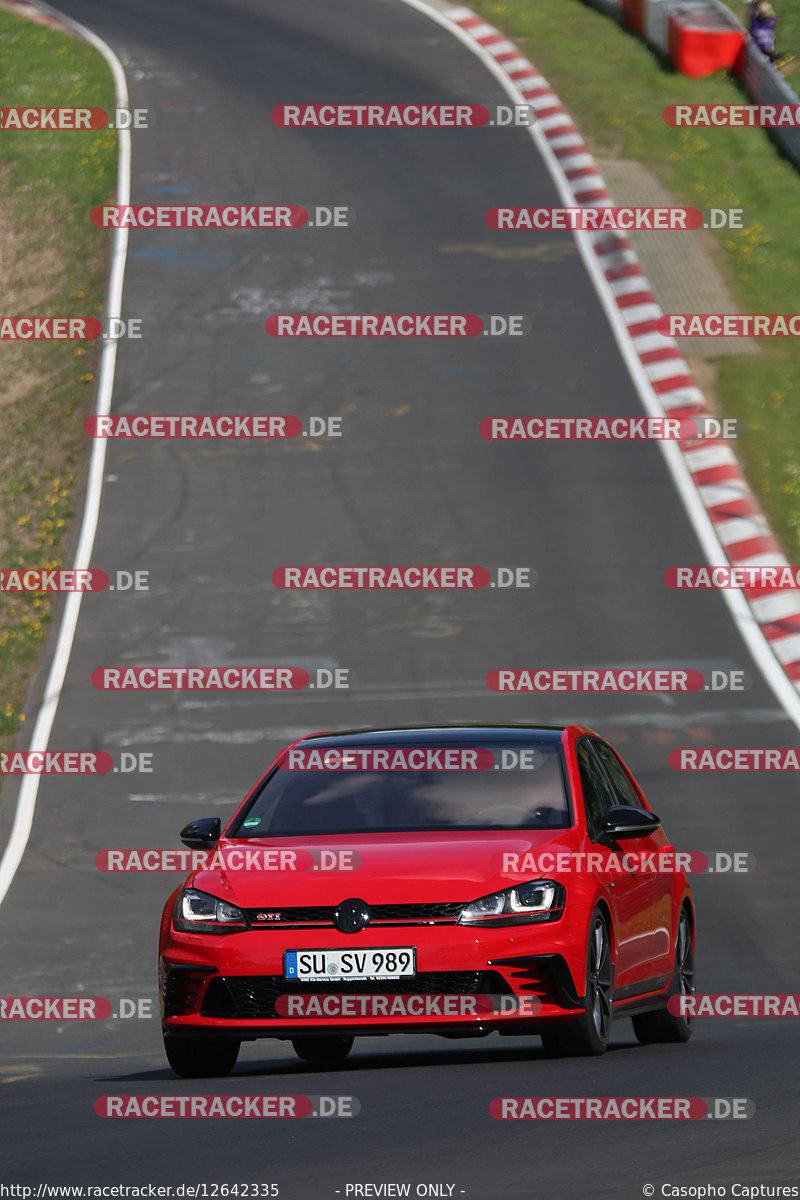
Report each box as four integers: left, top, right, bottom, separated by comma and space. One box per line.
458, 880, 565, 927
173, 887, 248, 934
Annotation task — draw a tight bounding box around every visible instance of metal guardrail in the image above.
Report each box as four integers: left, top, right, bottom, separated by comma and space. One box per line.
739, 41, 800, 166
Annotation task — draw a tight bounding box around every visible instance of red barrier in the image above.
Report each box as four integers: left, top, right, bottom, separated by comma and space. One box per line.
668, 3, 746, 78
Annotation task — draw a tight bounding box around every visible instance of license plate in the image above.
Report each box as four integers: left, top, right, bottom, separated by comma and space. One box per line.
284, 947, 416, 981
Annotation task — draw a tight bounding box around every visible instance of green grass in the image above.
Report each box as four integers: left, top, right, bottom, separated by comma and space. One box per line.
0, 11, 116, 745
470, 0, 800, 553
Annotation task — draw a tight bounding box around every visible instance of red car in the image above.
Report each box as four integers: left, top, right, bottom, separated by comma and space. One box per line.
158, 725, 695, 1076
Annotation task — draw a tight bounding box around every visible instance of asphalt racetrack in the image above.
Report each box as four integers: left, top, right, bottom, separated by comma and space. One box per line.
0, 1, 798, 1196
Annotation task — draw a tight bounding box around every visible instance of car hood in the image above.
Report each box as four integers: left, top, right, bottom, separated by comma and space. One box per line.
189, 828, 579, 906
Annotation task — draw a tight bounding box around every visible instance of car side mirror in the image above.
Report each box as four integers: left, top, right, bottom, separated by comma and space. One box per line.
599, 805, 661, 841
179, 816, 222, 849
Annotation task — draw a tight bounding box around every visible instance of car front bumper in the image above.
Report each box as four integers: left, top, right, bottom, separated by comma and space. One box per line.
160, 915, 592, 1038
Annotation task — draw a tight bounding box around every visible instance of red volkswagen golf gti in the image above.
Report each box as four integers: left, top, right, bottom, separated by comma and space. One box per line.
158, 725, 695, 1076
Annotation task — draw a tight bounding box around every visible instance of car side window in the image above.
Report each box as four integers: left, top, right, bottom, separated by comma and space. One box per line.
591, 740, 645, 809
576, 739, 618, 840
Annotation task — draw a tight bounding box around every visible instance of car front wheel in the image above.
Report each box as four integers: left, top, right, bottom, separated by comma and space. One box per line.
163, 1033, 240, 1078
541, 908, 614, 1057
291, 1035, 354, 1064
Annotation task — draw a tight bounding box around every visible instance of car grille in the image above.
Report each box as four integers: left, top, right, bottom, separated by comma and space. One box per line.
243, 902, 466, 928
200, 970, 513, 1019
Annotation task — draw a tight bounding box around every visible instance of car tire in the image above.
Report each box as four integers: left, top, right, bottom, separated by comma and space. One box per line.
163, 1034, 240, 1078
632, 906, 694, 1045
540, 908, 614, 1057
291, 1035, 354, 1064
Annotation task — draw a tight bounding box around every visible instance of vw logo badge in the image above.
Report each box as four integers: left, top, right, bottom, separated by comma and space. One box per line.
334, 897, 371, 934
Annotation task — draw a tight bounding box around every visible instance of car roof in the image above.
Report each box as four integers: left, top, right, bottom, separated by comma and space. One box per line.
297, 725, 582, 748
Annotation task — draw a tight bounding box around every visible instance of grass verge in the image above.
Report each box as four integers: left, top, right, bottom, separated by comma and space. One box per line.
0, 10, 116, 753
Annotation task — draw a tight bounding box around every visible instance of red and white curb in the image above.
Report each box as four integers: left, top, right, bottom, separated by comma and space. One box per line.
443, 4, 800, 693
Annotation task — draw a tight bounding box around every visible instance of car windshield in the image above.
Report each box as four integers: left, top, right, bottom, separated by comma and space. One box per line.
229, 741, 570, 835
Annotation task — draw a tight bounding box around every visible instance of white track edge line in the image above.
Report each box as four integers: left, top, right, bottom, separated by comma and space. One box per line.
0, 2, 130, 905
